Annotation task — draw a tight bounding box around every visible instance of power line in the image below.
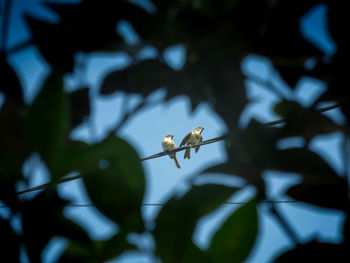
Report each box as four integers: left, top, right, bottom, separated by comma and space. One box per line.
0, 200, 299, 208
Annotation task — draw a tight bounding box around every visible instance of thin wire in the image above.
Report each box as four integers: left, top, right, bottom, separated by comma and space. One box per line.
0, 200, 299, 208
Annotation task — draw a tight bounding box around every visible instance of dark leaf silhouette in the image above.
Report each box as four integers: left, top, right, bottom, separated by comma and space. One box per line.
22, 190, 91, 262
25, 70, 68, 175
274, 240, 348, 262
208, 197, 258, 262
26, 0, 150, 71
274, 101, 342, 138
286, 178, 348, 210
58, 231, 135, 263
154, 184, 239, 263
0, 99, 27, 207
66, 135, 146, 232
0, 217, 20, 263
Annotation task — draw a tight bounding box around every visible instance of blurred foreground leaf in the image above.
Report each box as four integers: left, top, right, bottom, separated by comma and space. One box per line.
274, 240, 348, 262
0, 217, 20, 263
286, 178, 348, 210
58, 231, 135, 263
62, 135, 145, 232
22, 191, 91, 262
154, 184, 238, 263
208, 197, 258, 263
274, 101, 342, 139
26, 70, 68, 176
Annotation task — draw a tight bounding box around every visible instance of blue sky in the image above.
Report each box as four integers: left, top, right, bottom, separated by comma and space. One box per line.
0, 1, 346, 262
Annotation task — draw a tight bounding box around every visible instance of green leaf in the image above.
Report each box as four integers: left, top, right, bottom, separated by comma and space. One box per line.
0, 99, 28, 208
208, 197, 258, 263
94, 231, 136, 262
26, 70, 69, 176
57, 231, 135, 263
273, 240, 348, 262
0, 217, 20, 263
64, 135, 145, 232
154, 184, 238, 263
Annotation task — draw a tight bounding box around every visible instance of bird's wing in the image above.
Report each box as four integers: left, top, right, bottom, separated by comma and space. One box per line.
180, 132, 192, 147
195, 135, 202, 152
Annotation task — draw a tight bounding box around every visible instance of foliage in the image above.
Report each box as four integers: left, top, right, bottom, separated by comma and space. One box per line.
0, 0, 349, 262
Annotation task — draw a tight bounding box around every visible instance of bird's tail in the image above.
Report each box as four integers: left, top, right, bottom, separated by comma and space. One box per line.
173, 155, 181, 169
184, 148, 191, 159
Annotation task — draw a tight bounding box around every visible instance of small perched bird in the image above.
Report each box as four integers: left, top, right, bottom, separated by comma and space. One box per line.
162, 134, 181, 169
180, 127, 204, 159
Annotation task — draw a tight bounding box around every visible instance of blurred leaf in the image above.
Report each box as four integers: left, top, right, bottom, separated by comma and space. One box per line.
286, 178, 348, 210
95, 231, 136, 262
58, 231, 134, 263
0, 217, 20, 263
26, 0, 151, 71
26, 70, 69, 176
273, 240, 348, 262
182, 243, 211, 263
22, 190, 91, 262
203, 120, 278, 193
154, 184, 238, 263
0, 59, 23, 104
25, 15, 76, 71
274, 101, 342, 139
100, 59, 175, 97
208, 197, 258, 263
272, 148, 338, 181
257, 1, 322, 58
63, 135, 145, 232
69, 86, 90, 130
101, 48, 247, 119
0, 99, 27, 208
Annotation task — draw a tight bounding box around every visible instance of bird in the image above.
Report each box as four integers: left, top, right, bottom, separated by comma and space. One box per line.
162, 134, 181, 168
180, 127, 204, 159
